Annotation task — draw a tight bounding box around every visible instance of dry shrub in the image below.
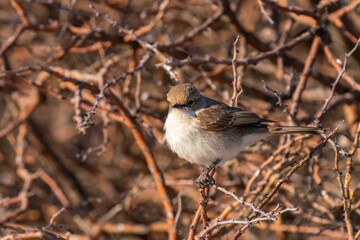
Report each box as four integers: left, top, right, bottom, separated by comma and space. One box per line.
1, 0, 360, 239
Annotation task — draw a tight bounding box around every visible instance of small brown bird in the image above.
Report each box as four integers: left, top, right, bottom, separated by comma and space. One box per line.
164, 83, 321, 186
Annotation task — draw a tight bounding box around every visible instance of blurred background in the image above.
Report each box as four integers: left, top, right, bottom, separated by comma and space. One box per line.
1, 0, 360, 239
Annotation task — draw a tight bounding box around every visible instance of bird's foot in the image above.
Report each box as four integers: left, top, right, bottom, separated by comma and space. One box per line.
196, 172, 216, 189
195, 159, 221, 189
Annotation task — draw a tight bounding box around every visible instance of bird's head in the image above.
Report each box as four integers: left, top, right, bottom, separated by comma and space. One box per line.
167, 83, 204, 113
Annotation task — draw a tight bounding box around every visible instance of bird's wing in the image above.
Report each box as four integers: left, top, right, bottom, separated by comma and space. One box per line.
194, 104, 269, 131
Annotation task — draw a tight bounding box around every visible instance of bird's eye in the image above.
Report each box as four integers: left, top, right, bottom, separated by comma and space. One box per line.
187, 100, 194, 106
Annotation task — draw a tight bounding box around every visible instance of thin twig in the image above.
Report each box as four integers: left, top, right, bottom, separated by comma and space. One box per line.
257, 0, 274, 24
199, 207, 298, 238
230, 36, 245, 107
315, 37, 360, 123
89, 4, 179, 81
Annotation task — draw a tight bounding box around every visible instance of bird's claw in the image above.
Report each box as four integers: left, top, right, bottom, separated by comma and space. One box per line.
196, 172, 216, 188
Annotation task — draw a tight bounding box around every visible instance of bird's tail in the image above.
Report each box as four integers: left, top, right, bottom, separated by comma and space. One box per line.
267, 126, 322, 134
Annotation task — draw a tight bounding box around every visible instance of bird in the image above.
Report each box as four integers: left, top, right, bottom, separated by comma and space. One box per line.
163, 83, 321, 187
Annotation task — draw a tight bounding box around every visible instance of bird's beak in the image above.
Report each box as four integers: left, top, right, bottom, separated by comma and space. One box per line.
172, 104, 185, 109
